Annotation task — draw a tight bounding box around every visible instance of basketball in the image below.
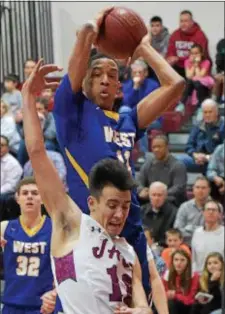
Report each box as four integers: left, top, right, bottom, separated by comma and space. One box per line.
96, 7, 148, 59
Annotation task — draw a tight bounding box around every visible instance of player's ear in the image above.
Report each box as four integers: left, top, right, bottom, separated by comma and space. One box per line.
15, 192, 20, 205
88, 195, 97, 213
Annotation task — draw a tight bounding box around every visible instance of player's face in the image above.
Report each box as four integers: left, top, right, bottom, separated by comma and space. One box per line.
207, 257, 222, 274
84, 58, 119, 110
16, 184, 42, 215
89, 186, 131, 237
173, 253, 188, 274
166, 235, 182, 249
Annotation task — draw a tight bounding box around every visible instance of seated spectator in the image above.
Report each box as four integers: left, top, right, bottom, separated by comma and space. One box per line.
192, 200, 224, 274
150, 16, 170, 57
144, 227, 167, 277
122, 59, 159, 109
163, 249, 199, 314
0, 99, 21, 154
141, 182, 177, 247
161, 228, 191, 268
23, 150, 67, 190
176, 44, 214, 113
0, 136, 23, 200
191, 252, 224, 314
174, 176, 211, 246
207, 142, 224, 204
1, 74, 22, 117
212, 38, 225, 103
40, 88, 54, 111
24, 58, 36, 80
178, 99, 224, 173
17, 97, 59, 166
137, 135, 187, 207
166, 10, 210, 78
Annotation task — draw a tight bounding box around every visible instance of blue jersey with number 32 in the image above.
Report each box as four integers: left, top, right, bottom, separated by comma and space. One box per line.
53, 74, 144, 238
3, 217, 53, 309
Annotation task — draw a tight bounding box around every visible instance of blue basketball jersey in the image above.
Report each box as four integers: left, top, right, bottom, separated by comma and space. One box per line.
3, 216, 53, 309
53, 74, 144, 238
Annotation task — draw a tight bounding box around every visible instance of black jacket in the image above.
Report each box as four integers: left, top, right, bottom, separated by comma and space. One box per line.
216, 38, 225, 73
141, 200, 177, 246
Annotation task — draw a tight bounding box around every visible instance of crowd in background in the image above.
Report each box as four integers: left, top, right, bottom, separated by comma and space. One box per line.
0, 9, 224, 314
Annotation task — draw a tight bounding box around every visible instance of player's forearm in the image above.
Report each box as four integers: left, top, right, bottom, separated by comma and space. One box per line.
139, 44, 184, 87
22, 91, 45, 155
68, 23, 96, 92
151, 277, 169, 314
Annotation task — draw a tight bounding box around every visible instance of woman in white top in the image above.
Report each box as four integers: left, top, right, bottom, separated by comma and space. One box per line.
0, 99, 21, 154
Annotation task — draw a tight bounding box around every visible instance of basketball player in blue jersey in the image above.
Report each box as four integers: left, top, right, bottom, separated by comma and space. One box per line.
22, 62, 152, 313
52, 8, 185, 313
0, 177, 56, 314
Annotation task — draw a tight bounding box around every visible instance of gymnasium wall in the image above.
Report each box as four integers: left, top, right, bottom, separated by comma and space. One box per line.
51, 1, 224, 73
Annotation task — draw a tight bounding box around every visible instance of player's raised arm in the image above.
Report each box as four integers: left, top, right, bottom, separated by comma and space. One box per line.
132, 35, 185, 129
68, 7, 113, 92
22, 60, 81, 229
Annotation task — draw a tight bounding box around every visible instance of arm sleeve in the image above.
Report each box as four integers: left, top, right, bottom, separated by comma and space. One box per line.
167, 163, 187, 201
174, 204, 194, 239
185, 126, 199, 156
206, 147, 219, 181
175, 273, 199, 305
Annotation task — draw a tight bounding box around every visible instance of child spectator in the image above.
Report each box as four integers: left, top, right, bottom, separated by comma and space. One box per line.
1, 74, 22, 116
163, 249, 199, 314
191, 252, 224, 314
144, 227, 167, 277
177, 44, 214, 113
161, 228, 191, 268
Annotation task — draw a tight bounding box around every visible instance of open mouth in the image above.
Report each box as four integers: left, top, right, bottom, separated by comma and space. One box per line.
26, 202, 34, 206
100, 91, 109, 98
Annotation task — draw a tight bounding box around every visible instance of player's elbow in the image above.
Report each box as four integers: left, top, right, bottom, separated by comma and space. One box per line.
26, 140, 45, 159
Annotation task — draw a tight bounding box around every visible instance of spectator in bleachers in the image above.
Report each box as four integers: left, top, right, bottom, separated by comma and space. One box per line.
1, 74, 22, 117
176, 44, 214, 113
144, 227, 167, 277
161, 228, 191, 268
0, 99, 21, 154
0, 135, 23, 200
191, 252, 224, 314
207, 142, 224, 203
212, 38, 225, 104
162, 249, 199, 314
166, 10, 210, 78
17, 97, 59, 166
174, 176, 211, 245
178, 99, 224, 173
137, 134, 187, 207
150, 16, 170, 57
141, 182, 177, 247
24, 58, 36, 79
41, 88, 54, 111
191, 200, 224, 274
23, 150, 67, 190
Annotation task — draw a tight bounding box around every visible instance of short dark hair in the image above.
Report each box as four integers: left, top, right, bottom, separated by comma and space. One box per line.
180, 10, 193, 17
88, 52, 118, 69
16, 177, 37, 194
166, 228, 183, 239
4, 73, 19, 84
203, 200, 223, 213
150, 16, 162, 24
35, 97, 49, 110
152, 134, 169, 145
0, 135, 9, 146
143, 226, 156, 240
89, 159, 136, 199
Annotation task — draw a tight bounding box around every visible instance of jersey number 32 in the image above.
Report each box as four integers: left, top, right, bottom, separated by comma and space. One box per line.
16, 255, 40, 277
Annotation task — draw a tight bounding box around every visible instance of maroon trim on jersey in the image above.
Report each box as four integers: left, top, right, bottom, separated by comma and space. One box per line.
54, 251, 77, 285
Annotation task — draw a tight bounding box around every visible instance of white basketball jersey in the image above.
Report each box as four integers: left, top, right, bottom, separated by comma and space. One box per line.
51, 214, 136, 314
